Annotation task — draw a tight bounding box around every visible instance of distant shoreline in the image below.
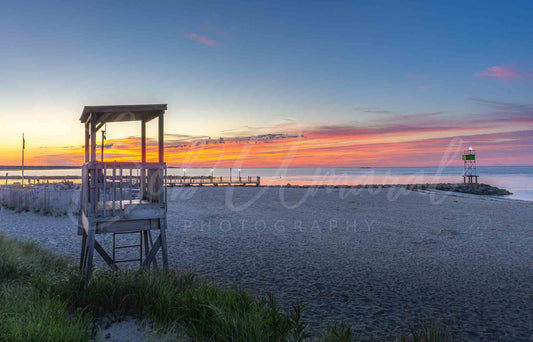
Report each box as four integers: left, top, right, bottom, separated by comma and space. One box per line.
0, 179, 512, 197
0, 166, 76, 170
1, 165, 532, 171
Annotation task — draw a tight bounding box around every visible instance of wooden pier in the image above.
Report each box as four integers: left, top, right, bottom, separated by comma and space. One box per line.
0, 174, 261, 187
166, 175, 260, 187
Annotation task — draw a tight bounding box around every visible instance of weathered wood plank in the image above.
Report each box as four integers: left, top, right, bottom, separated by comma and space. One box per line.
96, 219, 160, 234
79, 229, 87, 270
80, 104, 167, 123
159, 218, 169, 271
84, 225, 96, 287
94, 240, 119, 271
141, 235, 162, 270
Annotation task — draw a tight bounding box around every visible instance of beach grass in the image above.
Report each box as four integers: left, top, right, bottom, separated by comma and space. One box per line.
0, 234, 91, 341
0, 233, 451, 341
60, 272, 306, 341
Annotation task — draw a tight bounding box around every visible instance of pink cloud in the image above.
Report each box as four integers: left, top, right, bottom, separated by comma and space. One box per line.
186, 33, 216, 47
476, 65, 521, 79
200, 22, 232, 39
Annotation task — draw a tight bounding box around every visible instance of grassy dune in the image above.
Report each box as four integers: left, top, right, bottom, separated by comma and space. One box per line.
0, 233, 450, 341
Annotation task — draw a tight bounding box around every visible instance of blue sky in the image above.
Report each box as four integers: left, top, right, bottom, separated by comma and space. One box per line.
0, 1, 532, 165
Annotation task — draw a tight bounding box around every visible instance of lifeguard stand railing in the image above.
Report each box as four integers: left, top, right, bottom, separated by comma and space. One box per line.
80, 161, 167, 221
78, 104, 169, 286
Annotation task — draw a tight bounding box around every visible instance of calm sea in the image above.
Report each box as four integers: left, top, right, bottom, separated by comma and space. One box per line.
2, 166, 532, 201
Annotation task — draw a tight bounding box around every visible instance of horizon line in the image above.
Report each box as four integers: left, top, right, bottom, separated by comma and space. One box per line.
1, 164, 532, 170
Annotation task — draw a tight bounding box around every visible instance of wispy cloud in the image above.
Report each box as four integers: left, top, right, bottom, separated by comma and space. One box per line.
354, 106, 394, 115
186, 33, 216, 47
476, 65, 521, 79
472, 98, 533, 113
200, 21, 232, 39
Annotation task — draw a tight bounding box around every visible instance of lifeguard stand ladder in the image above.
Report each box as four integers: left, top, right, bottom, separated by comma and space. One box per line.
78, 104, 169, 286
462, 148, 478, 184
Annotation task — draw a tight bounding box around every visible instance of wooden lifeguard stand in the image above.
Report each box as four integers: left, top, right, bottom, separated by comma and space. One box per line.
78, 104, 168, 285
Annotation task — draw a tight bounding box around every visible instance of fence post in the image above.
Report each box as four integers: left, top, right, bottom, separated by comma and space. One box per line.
44, 187, 48, 213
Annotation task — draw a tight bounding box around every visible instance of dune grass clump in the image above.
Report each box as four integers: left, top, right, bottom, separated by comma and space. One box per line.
321, 325, 354, 341
59, 271, 309, 341
0, 285, 91, 342
0, 234, 91, 341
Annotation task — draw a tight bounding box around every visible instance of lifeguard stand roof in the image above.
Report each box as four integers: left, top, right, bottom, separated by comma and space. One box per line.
79, 104, 167, 124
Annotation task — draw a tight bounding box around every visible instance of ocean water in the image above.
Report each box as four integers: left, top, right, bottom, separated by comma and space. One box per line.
2, 166, 533, 201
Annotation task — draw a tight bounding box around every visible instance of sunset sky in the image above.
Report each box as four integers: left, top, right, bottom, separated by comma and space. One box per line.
0, 1, 532, 167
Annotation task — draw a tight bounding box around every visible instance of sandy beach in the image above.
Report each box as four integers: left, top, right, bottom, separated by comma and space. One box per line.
0, 187, 532, 341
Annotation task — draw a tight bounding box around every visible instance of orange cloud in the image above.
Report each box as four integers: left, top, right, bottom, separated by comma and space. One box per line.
186, 33, 216, 47
21, 126, 533, 168
476, 65, 521, 79
5, 101, 533, 168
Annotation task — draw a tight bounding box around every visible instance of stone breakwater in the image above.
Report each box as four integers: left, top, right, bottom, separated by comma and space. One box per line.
268, 183, 512, 196
405, 183, 512, 196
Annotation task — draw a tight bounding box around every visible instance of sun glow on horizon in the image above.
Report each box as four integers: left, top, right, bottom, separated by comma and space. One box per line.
2, 115, 531, 168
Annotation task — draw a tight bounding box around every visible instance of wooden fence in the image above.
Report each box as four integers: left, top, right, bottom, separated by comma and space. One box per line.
0, 186, 79, 215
